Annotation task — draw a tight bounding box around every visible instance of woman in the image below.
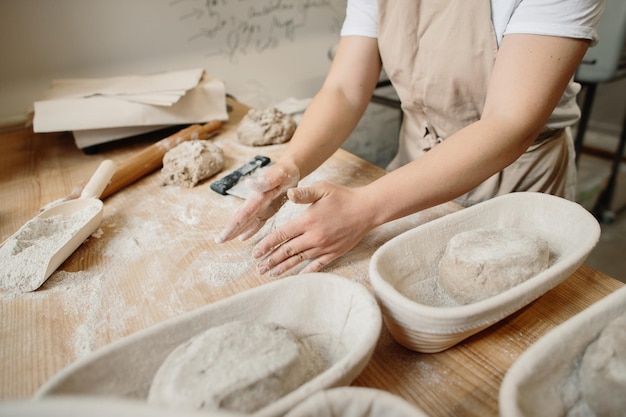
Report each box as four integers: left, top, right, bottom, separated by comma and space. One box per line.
217, 0, 605, 276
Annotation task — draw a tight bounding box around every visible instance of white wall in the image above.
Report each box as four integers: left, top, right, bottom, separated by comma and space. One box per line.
0, 0, 346, 120
0, 0, 404, 167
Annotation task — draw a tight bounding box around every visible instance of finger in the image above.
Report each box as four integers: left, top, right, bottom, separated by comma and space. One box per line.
235, 194, 290, 242
259, 248, 314, 277
299, 253, 337, 274
256, 235, 310, 271
217, 186, 291, 243
216, 217, 256, 243
238, 217, 267, 241
288, 185, 326, 204
258, 240, 321, 276
248, 164, 299, 193
218, 208, 273, 243
215, 194, 268, 243
245, 175, 273, 193
252, 226, 297, 259
216, 213, 257, 243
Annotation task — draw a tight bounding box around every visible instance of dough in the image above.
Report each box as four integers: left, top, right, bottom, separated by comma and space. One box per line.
438, 228, 550, 304
148, 320, 316, 414
579, 313, 626, 416
237, 107, 296, 146
161, 140, 223, 188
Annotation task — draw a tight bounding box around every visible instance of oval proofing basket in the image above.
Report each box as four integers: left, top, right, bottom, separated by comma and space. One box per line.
499, 285, 626, 417
369, 192, 600, 353
0, 396, 245, 417
284, 387, 429, 417
36, 273, 382, 417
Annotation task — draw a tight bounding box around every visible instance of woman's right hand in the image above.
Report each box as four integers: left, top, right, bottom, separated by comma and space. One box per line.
215, 160, 300, 243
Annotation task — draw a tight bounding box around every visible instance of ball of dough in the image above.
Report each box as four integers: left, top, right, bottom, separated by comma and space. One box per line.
161, 140, 223, 188
148, 320, 315, 414
579, 313, 626, 416
237, 107, 296, 146
438, 228, 550, 304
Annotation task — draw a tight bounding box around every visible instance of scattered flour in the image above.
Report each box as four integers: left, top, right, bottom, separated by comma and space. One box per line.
178, 251, 254, 288
1, 157, 433, 384
0, 269, 107, 358
398, 276, 461, 307
101, 216, 168, 260
52, 268, 144, 359
0, 205, 100, 293
48, 271, 106, 357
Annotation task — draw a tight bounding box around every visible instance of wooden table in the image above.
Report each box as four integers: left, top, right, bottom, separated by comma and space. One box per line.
1, 100, 623, 416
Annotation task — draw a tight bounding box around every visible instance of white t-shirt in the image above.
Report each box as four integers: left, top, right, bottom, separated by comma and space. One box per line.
341, 0, 603, 46
340, 0, 605, 129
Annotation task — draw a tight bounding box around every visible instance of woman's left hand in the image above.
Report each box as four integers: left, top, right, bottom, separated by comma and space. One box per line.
253, 182, 374, 276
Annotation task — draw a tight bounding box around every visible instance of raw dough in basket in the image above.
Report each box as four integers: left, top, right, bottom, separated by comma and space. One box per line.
147, 320, 321, 414
438, 228, 551, 304
578, 312, 626, 416
161, 140, 224, 188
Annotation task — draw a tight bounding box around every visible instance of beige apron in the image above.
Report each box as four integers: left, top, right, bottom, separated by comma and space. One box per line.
379, 0, 576, 207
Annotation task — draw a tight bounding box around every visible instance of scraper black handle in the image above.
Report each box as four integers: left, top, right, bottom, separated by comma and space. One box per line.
210, 171, 243, 195
210, 155, 271, 195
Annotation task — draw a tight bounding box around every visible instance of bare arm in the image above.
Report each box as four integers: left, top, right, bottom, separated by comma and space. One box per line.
279, 35, 382, 178
363, 33, 590, 225
216, 36, 381, 243
253, 33, 590, 275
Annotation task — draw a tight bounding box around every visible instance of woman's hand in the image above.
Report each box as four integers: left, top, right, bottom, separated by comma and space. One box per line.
216, 161, 300, 243
252, 182, 375, 276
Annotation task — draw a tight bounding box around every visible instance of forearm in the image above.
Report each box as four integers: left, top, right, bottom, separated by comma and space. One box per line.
362, 34, 589, 229
278, 86, 367, 179
362, 117, 535, 227
279, 36, 382, 179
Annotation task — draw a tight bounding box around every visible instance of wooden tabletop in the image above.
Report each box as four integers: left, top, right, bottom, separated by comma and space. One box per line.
0, 99, 623, 416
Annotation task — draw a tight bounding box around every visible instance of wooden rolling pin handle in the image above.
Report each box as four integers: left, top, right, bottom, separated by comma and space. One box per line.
99, 120, 222, 199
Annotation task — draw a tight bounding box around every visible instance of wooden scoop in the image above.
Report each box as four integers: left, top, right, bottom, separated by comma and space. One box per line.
0, 160, 116, 292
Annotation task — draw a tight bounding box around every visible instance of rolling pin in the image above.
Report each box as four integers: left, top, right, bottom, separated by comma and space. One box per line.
100, 120, 222, 198
46, 120, 222, 208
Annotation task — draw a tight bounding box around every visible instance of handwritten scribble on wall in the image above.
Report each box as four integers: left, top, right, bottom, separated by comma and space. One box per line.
170, 0, 346, 63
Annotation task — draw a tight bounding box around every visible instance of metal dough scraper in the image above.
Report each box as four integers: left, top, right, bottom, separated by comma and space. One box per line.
210, 155, 271, 199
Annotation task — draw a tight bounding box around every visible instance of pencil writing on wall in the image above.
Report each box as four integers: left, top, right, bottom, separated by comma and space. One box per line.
169, 0, 345, 63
